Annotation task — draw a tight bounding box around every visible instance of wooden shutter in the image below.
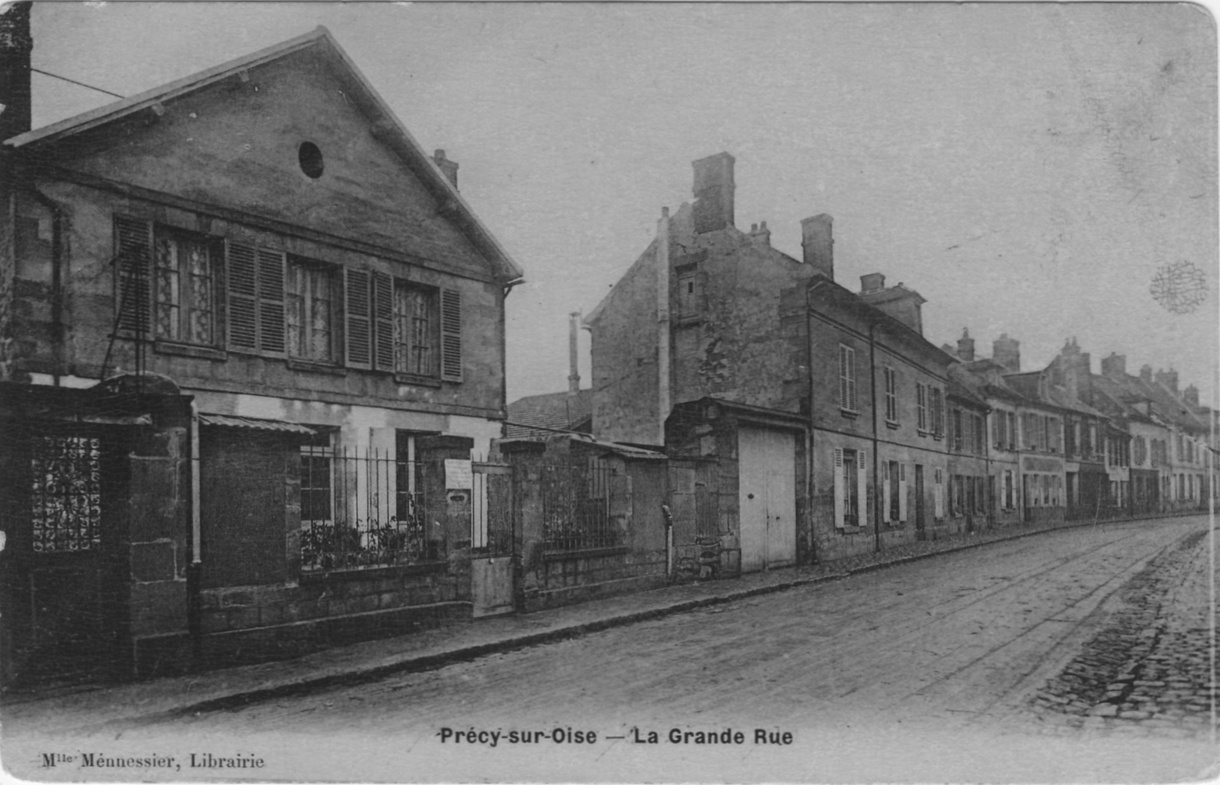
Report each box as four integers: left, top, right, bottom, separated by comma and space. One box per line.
440, 288, 462, 382
857, 449, 868, 528
114, 216, 152, 335
882, 462, 891, 523
225, 240, 259, 351
838, 347, 848, 408
934, 469, 944, 519
345, 268, 372, 369
257, 248, 286, 355
372, 272, 394, 371
898, 463, 908, 523
833, 448, 845, 529
847, 349, 857, 410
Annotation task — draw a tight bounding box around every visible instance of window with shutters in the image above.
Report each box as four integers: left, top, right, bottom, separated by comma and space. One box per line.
394, 281, 439, 378
287, 258, 338, 364
973, 414, 985, 455
951, 408, 963, 452
917, 383, 928, 433
838, 345, 858, 413
1006, 411, 1016, 451
884, 366, 898, 424
114, 217, 220, 346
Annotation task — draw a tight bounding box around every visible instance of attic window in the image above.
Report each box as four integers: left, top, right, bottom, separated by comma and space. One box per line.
298, 142, 324, 179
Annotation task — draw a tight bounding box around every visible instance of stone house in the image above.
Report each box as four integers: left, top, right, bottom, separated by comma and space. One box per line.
0, 26, 524, 683
586, 152, 815, 571
804, 273, 954, 561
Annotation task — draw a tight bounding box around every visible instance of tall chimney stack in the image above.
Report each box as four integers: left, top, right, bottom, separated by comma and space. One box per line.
691, 152, 735, 234
801, 214, 834, 280
993, 333, 1020, 373
1139, 364, 1153, 383
1155, 368, 1179, 394
568, 311, 581, 394
0, 2, 33, 143
957, 328, 975, 362
1101, 352, 1126, 379
1184, 384, 1200, 407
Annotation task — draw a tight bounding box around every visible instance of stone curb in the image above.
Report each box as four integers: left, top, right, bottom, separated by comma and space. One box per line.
82, 511, 1215, 729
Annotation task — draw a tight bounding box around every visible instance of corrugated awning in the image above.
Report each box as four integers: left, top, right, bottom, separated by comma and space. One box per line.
197, 414, 316, 435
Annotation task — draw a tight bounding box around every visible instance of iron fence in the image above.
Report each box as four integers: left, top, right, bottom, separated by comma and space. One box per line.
540, 456, 619, 552
299, 447, 441, 572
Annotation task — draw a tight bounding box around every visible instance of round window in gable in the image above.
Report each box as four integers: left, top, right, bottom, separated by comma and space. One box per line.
298, 142, 324, 179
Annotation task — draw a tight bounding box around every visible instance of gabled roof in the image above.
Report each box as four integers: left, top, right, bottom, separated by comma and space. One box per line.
5, 27, 523, 285
505, 389, 593, 438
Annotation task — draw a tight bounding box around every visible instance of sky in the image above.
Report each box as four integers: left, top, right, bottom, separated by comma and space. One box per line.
24, 2, 1219, 405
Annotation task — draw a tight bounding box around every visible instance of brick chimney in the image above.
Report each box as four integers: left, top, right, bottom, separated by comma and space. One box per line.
433, 149, 459, 190
860, 273, 886, 294
568, 311, 581, 394
748, 221, 771, 247
993, 334, 1020, 373
1184, 384, 1200, 407
801, 214, 834, 280
957, 328, 975, 362
691, 152, 735, 233
0, 1, 33, 143
1139, 364, 1153, 383
1155, 368, 1179, 394
1101, 352, 1126, 379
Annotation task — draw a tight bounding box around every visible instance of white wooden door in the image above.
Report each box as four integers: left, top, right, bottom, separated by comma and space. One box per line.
738, 427, 797, 571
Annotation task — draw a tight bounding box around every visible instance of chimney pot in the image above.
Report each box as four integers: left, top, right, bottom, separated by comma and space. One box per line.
801, 214, 834, 280
1139, 364, 1153, 382
568, 311, 582, 394
1184, 384, 1200, 407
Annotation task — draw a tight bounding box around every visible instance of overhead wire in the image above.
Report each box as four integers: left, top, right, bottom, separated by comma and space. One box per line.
30, 67, 125, 99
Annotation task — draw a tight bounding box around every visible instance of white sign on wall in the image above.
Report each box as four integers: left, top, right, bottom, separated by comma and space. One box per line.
444, 459, 473, 490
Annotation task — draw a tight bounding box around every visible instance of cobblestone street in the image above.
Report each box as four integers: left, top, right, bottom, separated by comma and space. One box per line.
7, 516, 1214, 783
1028, 525, 1216, 738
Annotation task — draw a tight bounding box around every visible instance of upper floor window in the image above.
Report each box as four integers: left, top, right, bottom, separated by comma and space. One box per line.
394, 282, 439, 377
115, 216, 219, 346
114, 215, 465, 382
838, 345, 858, 412
951, 408, 963, 452
675, 267, 702, 321
884, 366, 898, 423
1005, 411, 1016, 451
917, 383, 928, 433
973, 414, 985, 454
153, 228, 216, 344
287, 258, 339, 363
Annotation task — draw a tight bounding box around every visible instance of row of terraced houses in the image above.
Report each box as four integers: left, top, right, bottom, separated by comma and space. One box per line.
511, 151, 1214, 575
0, 17, 1212, 688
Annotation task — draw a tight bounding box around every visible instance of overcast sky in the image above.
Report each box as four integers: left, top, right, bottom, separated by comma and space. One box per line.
27, 2, 1219, 405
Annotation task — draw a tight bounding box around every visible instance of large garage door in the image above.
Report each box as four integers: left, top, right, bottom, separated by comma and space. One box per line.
738, 427, 796, 572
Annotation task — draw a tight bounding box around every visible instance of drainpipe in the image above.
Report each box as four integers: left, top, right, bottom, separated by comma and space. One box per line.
187, 400, 202, 663
656, 207, 671, 447
868, 321, 880, 553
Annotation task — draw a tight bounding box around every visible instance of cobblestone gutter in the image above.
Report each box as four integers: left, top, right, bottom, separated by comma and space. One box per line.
1028, 527, 1216, 738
